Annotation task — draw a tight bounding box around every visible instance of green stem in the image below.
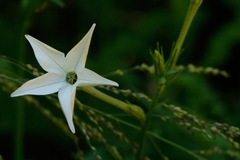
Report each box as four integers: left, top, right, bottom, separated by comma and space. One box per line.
169, 0, 203, 69
14, 5, 31, 159
14, 36, 26, 160
137, 84, 165, 160
78, 103, 206, 160
135, 1, 203, 159
80, 87, 145, 122
14, 101, 25, 160
148, 132, 206, 160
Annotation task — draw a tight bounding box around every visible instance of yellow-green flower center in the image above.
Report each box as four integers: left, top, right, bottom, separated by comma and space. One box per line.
66, 72, 78, 85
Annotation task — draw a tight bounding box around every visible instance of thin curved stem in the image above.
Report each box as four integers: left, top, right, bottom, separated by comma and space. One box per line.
77, 102, 206, 160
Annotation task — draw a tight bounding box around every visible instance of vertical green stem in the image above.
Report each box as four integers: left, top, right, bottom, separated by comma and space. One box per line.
137, 84, 165, 159
14, 100, 25, 160
137, 1, 203, 159
14, 32, 27, 160
14, 5, 31, 160
170, 0, 203, 69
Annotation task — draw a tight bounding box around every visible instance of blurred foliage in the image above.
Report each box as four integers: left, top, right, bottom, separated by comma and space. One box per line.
0, 0, 240, 160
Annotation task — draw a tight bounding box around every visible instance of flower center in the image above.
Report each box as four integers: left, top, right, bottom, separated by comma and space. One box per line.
66, 72, 78, 85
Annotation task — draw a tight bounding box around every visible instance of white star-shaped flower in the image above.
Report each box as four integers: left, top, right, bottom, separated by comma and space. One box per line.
11, 24, 118, 133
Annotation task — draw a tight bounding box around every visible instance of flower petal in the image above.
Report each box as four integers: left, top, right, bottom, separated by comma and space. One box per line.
76, 68, 119, 87
58, 84, 76, 133
66, 24, 96, 71
11, 73, 66, 97
25, 35, 67, 74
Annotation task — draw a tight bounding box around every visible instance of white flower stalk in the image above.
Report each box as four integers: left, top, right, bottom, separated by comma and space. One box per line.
11, 24, 118, 133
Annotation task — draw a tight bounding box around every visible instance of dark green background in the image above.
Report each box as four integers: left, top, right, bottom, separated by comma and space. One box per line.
0, 0, 240, 159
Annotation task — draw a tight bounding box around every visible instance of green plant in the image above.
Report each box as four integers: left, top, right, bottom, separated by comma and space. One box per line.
0, 0, 239, 160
